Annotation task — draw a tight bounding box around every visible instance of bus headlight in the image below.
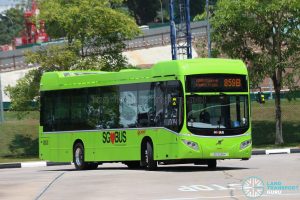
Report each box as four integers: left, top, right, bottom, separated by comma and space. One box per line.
182, 139, 199, 151
240, 139, 252, 150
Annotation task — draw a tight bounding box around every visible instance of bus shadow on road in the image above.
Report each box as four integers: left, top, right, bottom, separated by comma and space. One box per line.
42, 165, 250, 172
154, 166, 250, 172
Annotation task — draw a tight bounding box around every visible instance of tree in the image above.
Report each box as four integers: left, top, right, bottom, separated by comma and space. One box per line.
39, 0, 139, 59
6, 0, 140, 114
211, 0, 300, 144
190, 0, 206, 19
126, 0, 160, 25
193, 0, 218, 21
0, 7, 24, 45
5, 45, 79, 115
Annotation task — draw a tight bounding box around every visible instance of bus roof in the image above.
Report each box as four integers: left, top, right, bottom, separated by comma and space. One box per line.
40, 58, 247, 91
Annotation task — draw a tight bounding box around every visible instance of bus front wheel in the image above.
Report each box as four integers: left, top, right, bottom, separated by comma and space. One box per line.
144, 142, 157, 171
73, 143, 89, 170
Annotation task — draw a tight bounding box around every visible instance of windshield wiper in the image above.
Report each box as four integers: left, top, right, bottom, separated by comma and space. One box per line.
189, 92, 201, 96
219, 92, 227, 96
217, 116, 222, 129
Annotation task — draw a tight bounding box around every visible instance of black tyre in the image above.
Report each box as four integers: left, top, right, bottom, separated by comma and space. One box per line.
207, 159, 217, 169
124, 161, 141, 169
145, 142, 157, 171
73, 143, 89, 170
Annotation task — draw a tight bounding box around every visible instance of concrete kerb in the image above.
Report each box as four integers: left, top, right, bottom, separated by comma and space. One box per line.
0, 148, 299, 169
252, 148, 300, 155
0, 161, 71, 169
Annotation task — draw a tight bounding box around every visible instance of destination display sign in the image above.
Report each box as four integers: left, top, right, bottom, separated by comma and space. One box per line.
186, 74, 247, 92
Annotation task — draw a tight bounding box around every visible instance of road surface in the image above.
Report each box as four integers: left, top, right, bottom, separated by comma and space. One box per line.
0, 154, 299, 200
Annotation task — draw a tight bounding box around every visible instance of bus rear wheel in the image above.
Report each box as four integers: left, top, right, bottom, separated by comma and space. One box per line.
207, 159, 217, 169
73, 143, 89, 170
144, 142, 157, 171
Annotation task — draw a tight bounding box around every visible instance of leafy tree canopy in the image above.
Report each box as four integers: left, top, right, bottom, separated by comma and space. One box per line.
38, 0, 139, 57
211, 0, 300, 144
126, 0, 160, 25
0, 7, 24, 45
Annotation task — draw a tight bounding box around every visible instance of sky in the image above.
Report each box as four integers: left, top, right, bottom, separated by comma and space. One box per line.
0, 0, 22, 12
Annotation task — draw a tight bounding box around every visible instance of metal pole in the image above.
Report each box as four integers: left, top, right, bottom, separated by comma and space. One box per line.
185, 0, 192, 59
0, 73, 4, 123
206, 0, 211, 58
170, 0, 177, 60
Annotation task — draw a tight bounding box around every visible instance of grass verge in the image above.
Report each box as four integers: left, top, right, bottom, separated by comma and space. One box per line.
0, 111, 39, 163
251, 99, 300, 148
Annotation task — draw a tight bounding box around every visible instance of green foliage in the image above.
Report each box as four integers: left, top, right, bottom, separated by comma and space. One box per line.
211, 0, 300, 144
190, 0, 206, 19
5, 70, 40, 113
38, 0, 139, 48
0, 7, 24, 45
9, 134, 38, 156
0, 111, 39, 160
5, 45, 78, 114
38, 0, 140, 66
126, 0, 160, 25
211, 0, 300, 87
193, 12, 206, 22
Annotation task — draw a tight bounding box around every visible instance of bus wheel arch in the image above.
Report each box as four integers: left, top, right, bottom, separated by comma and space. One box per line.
140, 137, 157, 170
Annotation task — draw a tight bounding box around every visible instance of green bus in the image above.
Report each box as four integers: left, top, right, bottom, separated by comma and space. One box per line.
39, 58, 252, 170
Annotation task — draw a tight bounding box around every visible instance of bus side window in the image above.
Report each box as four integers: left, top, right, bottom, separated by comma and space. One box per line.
54, 90, 71, 131
164, 81, 183, 132
153, 82, 165, 127
70, 89, 89, 130
137, 83, 154, 127
41, 91, 55, 132
119, 84, 137, 128
87, 87, 103, 129
101, 86, 120, 129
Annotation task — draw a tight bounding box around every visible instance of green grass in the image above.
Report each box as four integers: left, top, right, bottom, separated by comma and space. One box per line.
0, 111, 39, 163
251, 99, 300, 148
0, 99, 299, 163
0, 157, 40, 164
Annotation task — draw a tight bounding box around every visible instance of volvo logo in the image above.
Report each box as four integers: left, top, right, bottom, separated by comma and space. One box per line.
216, 139, 224, 145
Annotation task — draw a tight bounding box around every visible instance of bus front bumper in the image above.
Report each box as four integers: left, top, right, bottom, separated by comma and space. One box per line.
177, 133, 252, 160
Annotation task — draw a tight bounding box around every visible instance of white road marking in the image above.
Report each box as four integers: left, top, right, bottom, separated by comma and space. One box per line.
178, 184, 243, 192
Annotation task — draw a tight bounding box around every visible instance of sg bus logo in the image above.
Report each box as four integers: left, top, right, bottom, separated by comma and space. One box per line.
103, 131, 127, 144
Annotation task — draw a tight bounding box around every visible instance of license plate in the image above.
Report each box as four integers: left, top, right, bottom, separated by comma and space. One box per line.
210, 152, 229, 157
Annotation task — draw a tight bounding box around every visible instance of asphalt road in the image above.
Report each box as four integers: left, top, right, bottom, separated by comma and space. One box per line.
0, 154, 299, 200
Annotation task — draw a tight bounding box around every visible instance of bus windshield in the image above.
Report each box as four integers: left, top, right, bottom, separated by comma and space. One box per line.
187, 95, 249, 136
